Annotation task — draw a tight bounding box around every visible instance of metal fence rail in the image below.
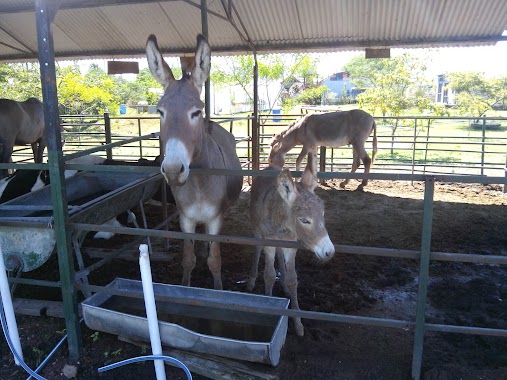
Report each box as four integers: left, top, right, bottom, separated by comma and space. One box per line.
3, 112, 506, 379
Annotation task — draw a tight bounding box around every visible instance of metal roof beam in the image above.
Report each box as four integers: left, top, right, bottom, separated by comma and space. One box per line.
1, 35, 506, 63
0, 0, 178, 14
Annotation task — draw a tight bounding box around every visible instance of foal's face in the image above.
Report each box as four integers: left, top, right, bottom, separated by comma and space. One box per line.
293, 187, 335, 262
157, 79, 204, 185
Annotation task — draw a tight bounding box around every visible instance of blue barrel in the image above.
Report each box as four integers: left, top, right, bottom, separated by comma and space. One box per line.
119, 104, 127, 114
272, 108, 281, 122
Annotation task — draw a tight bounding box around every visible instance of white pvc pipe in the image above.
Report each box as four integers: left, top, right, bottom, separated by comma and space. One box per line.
139, 244, 166, 380
0, 244, 23, 365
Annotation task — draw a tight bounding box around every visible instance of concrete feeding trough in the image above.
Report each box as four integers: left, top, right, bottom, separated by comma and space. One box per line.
82, 278, 289, 366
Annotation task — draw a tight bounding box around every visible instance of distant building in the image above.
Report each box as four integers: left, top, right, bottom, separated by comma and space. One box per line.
320, 72, 364, 104
435, 74, 456, 105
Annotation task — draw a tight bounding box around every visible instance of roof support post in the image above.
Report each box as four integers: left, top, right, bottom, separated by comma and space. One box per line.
252, 53, 259, 170
411, 176, 435, 380
35, 0, 82, 359
201, 0, 210, 122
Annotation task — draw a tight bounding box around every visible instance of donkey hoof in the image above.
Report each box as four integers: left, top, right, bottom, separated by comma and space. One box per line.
339, 182, 346, 189
295, 322, 304, 336
355, 185, 365, 192
246, 280, 255, 292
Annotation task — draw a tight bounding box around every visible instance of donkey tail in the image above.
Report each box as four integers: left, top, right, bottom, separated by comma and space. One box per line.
371, 120, 378, 164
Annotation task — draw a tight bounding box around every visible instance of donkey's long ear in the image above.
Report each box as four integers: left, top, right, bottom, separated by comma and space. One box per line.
300, 151, 318, 193
146, 35, 174, 88
192, 34, 211, 91
277, 169, 298, 205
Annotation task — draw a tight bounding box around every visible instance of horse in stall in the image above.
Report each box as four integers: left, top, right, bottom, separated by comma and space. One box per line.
146, 34, 243, 290
249, 151, 335, 336
0, 98, 46, 178
269, 109, 378, 191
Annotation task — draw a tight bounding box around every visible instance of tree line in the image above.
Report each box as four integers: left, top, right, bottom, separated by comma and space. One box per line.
1, 53, 505, 118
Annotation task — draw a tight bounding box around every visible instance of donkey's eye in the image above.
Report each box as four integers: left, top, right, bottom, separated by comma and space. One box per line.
191, 110, 202, 118
299, 218, 311, 225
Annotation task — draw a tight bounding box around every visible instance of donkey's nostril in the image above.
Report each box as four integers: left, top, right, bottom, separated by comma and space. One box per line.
179, 164, 185, 174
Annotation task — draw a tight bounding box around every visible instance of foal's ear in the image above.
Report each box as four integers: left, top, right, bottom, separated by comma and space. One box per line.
146, 35, 175, 88
193, 34, 211, 92
300, 151, 318, 193
277, 169, 297, 205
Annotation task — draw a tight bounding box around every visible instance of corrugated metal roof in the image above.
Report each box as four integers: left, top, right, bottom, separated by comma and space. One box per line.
0, 0, 505, 62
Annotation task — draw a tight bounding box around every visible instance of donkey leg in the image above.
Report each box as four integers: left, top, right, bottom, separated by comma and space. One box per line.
0, 144, 13, 179
340, 148, 360, 189
206, 216, 223, 290
31, 142, 41, 163
295, 146, 311, 172
356, 146, 372, 191
247, 245, 263, 291
281, 248, 304, 336
180, 216, 197, 287
263, 247, 277, 296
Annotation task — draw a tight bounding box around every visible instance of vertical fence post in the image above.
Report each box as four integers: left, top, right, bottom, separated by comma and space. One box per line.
35, 0, 82, 359
411, 176, 435, 380
104, 112, 112, 160
138, 118, 143, 158
319, 146, 326, 184
481, 116, 486, 176
411, 119, 417, 177
504, 143, 507, 193
423, 120, 431, 174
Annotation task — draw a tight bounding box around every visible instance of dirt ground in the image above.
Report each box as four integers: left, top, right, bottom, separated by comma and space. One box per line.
1, 179, 506, 380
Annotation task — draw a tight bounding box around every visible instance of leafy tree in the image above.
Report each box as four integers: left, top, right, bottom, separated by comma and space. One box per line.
447, 72, 507, 118
297, 86, 329, 105
344, 53, 431, 152
0, 63, 42, 100
57, 65, 118, 116
210, 53, 319, 112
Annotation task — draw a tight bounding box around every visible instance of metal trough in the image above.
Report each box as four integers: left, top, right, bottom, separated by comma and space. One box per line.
0, 171, 163, 271
82, 278, 289, 366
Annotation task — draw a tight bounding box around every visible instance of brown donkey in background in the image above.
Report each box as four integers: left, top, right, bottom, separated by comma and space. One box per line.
0, 98, 46, 178
269, 109, 377, 191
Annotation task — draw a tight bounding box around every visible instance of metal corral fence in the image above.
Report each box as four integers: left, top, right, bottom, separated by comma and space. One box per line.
54, 113, 254, 168
11, 112, 505, 182
4, 112, 507, 380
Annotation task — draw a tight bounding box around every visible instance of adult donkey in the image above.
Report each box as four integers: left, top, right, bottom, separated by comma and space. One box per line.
249, 152, 335, 336
269, 109, 377, 191
146, 34, 242, 290
0, 98, 46, 178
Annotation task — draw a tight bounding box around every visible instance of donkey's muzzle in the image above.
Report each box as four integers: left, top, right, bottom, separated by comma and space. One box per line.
161, 161, 188, 186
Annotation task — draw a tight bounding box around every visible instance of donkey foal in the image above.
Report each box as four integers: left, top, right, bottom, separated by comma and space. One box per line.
249, 153, 335, 336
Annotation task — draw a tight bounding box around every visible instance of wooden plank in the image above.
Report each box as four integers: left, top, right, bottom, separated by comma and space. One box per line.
107, 61, 139, 74
119, 335, 278, 380
13, 298, 82, 318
